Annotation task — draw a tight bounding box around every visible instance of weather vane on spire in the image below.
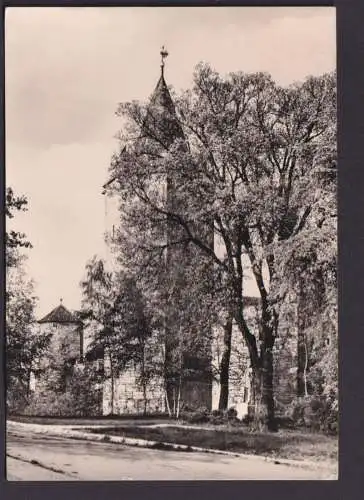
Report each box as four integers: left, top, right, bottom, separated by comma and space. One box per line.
160, 45, 169, 76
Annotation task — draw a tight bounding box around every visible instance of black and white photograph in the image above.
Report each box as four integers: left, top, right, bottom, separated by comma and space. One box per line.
5, 6, 337, 480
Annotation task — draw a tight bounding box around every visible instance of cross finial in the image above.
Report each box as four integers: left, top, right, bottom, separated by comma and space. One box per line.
60, 298, 63, 304
160, 45, 169, 77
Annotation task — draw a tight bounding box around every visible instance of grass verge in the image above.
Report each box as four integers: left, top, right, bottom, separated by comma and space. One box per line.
8, 415, 170, 426
86, 425, 338, 464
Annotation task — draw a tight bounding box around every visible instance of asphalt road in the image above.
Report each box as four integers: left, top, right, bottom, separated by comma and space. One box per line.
6, 428, 334, 481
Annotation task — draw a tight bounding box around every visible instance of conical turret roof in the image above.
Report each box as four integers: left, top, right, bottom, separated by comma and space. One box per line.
38, 301, 81, 324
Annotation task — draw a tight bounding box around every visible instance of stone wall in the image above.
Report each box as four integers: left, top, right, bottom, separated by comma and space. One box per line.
102, 330, 166, 416
89, 296, 300, 418
102, 368, 165, 415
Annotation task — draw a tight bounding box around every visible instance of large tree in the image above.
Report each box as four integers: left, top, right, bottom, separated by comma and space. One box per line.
107, 64, 336, 430
6, 188, 50, 411
271, 114, 337, 422
6, 266, 50, 411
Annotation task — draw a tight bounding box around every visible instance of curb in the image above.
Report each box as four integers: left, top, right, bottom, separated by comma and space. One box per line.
7, 420, 334, 472
6, 452, 76, 478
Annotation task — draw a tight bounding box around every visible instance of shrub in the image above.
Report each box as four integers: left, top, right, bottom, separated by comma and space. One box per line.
208, 407, 242, 426
209, 409, 225, 425
275, 415, 296, 429
211, 409, 222, 418
21, 367, 102, 417
7, 384, 30, 415
242, 413, 254, 426
180, 405, 210, 424
286, 395, 338, 434
180, 406, 244, 427
24, 391, 75, 417
226, 407, 238, 420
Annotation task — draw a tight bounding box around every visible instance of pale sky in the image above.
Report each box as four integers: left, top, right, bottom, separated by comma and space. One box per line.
5, 6, 336, 317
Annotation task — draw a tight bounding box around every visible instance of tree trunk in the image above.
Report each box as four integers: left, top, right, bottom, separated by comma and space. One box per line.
176, 376, 182, 419
235, 301, 277, 431
173, 387, 176, 416
108, 351, 115, 415
303, 338, 309, 397
165, 387, 172, 417
249, 346, 277, 432
142, 382, 147, 416
26, 367, 32, 400
256, 293, 277, 431
261, 344, 277, 431
164, 327, 180, 417
297, 279, 307, 397
141, 349, 148, 416
110, 373, 114, 415
218, 315, 233, 410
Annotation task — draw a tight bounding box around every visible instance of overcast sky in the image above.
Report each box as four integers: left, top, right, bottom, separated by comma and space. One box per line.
5, 6, 336, 317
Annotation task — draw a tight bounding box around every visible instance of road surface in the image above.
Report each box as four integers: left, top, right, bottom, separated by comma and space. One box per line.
6, 428, 335, 480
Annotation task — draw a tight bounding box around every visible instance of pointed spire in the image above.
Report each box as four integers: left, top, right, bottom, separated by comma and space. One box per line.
150, 46, 174, 113
140, 47, 184, 147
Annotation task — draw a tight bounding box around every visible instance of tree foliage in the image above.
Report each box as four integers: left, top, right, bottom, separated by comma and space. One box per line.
5, 187, 49, 412
25, 363, 102, 417
6, 187, 32, 268
106, 63, 336, 429
6, 265, 50, 412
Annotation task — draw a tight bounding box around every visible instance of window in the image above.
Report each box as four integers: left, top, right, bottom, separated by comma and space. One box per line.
96, 359, 104, 375
243, 387, 249, 403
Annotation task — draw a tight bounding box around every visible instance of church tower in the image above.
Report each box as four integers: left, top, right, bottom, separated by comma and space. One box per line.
102, 49, 213, 414
144, 49, 213, 412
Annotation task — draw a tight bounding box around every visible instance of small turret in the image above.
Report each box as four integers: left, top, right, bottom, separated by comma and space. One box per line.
38, 300, 83, 361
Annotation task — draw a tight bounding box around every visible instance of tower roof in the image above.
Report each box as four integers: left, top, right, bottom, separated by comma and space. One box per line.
141, 47, 184, 146
149, 73, 177, 116
38, 301, 81, 324
151, 45, 174, 111
103, 48, 184, 192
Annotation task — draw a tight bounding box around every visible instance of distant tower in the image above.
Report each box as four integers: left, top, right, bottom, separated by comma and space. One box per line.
25, 301, 86, 412
38, 300, 83, 365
